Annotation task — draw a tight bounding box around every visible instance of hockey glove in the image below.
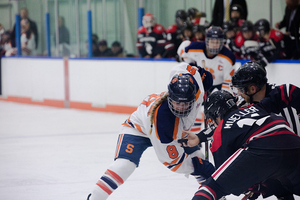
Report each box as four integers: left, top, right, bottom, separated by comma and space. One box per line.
191, 156, 215, 179
243, 183, 268, 200
196, 124, 216, 143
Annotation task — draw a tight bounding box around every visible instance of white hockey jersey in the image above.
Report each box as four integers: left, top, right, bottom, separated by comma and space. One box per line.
120, 62, 205, 174
178, 41, 236, 92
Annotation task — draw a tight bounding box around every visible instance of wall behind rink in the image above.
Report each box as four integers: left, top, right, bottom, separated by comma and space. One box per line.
1, 57, 299, 114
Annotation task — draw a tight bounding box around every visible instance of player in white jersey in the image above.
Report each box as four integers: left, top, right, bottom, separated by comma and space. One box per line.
178, 26, 236, 93
86, 62, 215, 200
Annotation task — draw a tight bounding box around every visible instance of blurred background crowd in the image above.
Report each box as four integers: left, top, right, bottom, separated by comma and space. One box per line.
0, 0, 299, 60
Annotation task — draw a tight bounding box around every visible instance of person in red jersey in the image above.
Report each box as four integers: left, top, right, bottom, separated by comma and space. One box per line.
136, 13, 166, 58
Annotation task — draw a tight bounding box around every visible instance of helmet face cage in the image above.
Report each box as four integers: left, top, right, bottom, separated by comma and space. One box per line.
168, 74, 196, 118
205, 26, 224, 55
168, 97, 195, 118
142, 13, 156, 29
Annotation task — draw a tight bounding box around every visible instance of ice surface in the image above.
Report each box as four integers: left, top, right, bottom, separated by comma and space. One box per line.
0, 101, 299, 200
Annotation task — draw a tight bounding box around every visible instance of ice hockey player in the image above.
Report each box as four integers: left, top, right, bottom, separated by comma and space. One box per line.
183, 90, 300, 200
86, 62, 214, 200
177, 26, 236, 93
254, 18, 286, 66
231, 61, 300, 136
164, 10, 188, 58
136, 13, 166, 58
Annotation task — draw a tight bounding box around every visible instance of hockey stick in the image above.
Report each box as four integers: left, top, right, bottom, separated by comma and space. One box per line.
201, 59, 209, 161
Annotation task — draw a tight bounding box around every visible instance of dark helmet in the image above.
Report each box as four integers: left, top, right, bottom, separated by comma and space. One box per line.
193, 25, 206, 34
205, 26, 224, 55
241, 20, 254, 32
176, 9, 188, 21
187, 7, 199, 19
230, 4, 245, 19
168, 74, 196, 117
222, 21, 236, 33
231, 61, 268, 93
254, 19, 270, 37
175, 10, 188, 27
204, 90, 237, 122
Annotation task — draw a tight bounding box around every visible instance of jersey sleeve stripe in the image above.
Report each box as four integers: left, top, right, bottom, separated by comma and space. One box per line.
280, 85, 289, 105
173, 117, 180, 140
114, 134, 124, 159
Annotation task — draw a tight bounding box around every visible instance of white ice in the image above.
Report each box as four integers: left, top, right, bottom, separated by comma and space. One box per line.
0, 101, 299, 200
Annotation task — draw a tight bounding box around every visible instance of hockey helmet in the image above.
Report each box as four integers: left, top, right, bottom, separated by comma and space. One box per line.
204, 90, 237, 122
230, 4, 244, 21
175, 10, 188, 27
142, 13, 156, 29
241, 20, 254, 32
254, 19, 270, 37
222, 21, 236, 33
231, 61, 268, 95
187, 7, 199, 19
168, 74, 196, 118
205, 26, 224, 55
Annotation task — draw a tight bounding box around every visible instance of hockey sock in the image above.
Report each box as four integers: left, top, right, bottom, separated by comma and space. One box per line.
88, 158, 136, 200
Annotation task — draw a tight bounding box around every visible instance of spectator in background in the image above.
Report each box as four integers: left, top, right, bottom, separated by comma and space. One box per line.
211, 0, 247, 27
0, 31, 15, 56
230, 4, 245, 30
254, 19, 286, 66
11, 7, 38, 49
187, 7, 199, 24
193, 25, 206, 41
98, 40, 113, 57
182, 22, 196, 41
54, 16, 70, 45
275, 0, 300, 59
164, 10, 187, 58
136, 13, 166, 58
19, 19, 36, 56
234, 20, 259, 60
110, 41, 124, 57
223, 21, 239, 54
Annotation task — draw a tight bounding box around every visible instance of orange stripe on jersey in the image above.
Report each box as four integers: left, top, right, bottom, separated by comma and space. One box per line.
188, 49, 204, 53
224, 79, 231, 83
163, 156, 180, 166
190, 127, 201, 132
222, 85, 230, 89
114, 134, 124, 159
154, 104, 162, 140
134, 123, 143, 133
172, 117, 180, 140
122, 123, 131, 128
105, 169, 124, 184
170, 154, 189, 172
96, 180, 112, 195
217, 54, 233, 65
195, 88, 201, 101
230, 69, 235, 76
195, 116, 204, 122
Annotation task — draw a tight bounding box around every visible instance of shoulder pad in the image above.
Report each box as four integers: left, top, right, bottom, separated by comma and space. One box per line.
166, 24, 178, 33
137, 26, 147, 34
153, 24, 166, 34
